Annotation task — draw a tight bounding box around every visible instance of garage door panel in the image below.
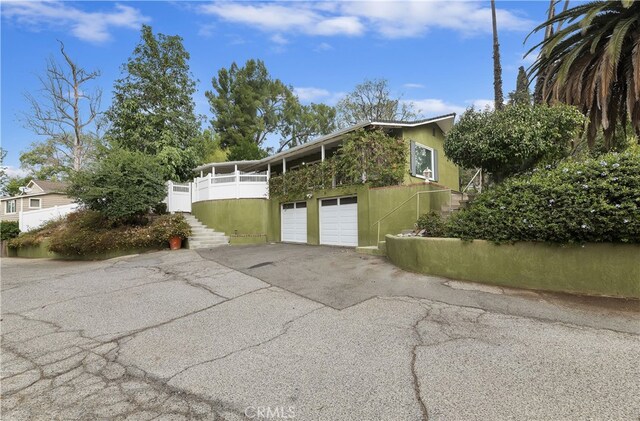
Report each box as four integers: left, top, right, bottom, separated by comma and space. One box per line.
320, 197, 358, 247
282, 202, 307, 243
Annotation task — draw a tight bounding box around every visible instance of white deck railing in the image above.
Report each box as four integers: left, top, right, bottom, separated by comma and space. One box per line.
192, 171, 269, 202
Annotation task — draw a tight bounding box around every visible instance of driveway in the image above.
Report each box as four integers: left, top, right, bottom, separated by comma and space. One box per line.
1, 247, 638, 420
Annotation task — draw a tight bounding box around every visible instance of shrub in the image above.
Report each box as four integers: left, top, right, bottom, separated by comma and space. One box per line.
7, 218, 64, 249
47, 211, 192, 256
1, 221, 20, 241
444, 105, 586, 181
416, 211, 447, 237
9, 210, 192, 256
444, 150, 640, 244
68, 148, 166, 221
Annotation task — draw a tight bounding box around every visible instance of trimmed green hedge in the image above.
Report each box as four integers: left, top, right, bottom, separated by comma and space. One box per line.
436, 150, 640, 244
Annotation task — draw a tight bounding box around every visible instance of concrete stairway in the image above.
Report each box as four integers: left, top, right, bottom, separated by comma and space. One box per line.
441, 192, 469, 213
182, 214, 229, 249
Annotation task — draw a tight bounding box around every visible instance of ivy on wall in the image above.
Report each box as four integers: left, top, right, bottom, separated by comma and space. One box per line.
269, 129, 407, 200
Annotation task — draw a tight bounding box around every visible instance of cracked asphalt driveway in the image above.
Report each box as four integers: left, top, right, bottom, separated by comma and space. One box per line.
1, 248, 639, 420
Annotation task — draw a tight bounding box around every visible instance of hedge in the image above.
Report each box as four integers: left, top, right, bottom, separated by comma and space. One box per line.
439, 149, 640, 244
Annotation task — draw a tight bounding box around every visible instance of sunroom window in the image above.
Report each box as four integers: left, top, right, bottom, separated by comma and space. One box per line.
411, 141, 438, 181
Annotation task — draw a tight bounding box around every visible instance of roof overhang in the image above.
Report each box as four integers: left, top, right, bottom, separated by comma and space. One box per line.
193, 113, 456, 173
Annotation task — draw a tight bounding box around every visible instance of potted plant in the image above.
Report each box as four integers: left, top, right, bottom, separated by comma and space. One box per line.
153, 215, 192, 251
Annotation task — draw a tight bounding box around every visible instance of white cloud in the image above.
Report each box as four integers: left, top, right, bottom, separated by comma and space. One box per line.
315, 42, 333, 51
200, 2, 364, 37
198, 1, 533, 39
404, 83, 425, 89
408, 97, 495, 117
2, 1, 149, 43
294, 87, 331, 102
3, 166, 28, 178
198, 23, 215, 38
409, 99, 466, 117
270, 34, 289, 45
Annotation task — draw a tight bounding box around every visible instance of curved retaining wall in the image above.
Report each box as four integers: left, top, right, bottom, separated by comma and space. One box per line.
385, 236, 640, 298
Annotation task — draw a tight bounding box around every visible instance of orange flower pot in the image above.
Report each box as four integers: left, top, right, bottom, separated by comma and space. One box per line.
169, 236, 182, 250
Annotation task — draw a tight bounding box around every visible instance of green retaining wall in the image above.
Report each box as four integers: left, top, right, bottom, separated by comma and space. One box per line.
386, 236, 640, 298
192, 199, 270, 243
193, 185, 453, 247
7, 239, 161, 260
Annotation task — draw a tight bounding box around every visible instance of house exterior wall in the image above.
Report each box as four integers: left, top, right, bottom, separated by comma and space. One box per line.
1, 194, 74, 222
401, 124, 460, 191
192, 183, 451, 247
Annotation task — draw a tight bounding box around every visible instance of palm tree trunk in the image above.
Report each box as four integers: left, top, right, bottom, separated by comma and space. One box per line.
491, 0, 504, 111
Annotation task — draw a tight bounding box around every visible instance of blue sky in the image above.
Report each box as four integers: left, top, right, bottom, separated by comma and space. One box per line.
1, 1, 551, 175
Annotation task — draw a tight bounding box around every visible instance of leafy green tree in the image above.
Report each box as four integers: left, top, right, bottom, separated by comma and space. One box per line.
444, 105, 586, 181
508, 66, 532, 106
279, 103, 336, 152
68, 148, 166, 221
19, 133, 104, 181
527, 0, 640, 148
192, 129, 228, 165
3, 176, 33, 197
106, 25, 200, 181
336, 79, 417, 127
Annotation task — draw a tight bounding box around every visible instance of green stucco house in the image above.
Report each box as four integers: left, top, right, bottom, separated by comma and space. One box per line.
168, 114, 461, 248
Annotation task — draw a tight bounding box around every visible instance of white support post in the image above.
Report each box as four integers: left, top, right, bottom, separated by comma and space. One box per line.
267, 163, 271, 179
236, 169, 240, 199
282, 158, 286, 174
321, 145, 325, 161
167, 181, 173, 213
200, 170, 203, 177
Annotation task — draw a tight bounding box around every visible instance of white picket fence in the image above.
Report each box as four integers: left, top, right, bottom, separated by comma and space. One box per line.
19, 203, 79, 232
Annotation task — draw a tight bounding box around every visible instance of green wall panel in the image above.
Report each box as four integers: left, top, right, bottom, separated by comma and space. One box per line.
386, 236, 640, 298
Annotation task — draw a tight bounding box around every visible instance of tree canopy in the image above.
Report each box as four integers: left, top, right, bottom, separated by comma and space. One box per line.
508, 66, 532, 106
68, 148, 166, 221
106, 25, 200, 181
206, 59, 335, 160
444, 104, 586, 181
335, 79, 417, 127
527, 0, 640, 148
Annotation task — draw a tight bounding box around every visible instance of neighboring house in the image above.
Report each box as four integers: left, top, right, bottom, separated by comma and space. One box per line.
1, 180, 75, 230
169, 114, 461, 248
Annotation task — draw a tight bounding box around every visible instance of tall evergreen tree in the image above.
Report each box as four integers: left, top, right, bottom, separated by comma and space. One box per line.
207, 59, 335, 160
508, 66, 532, 106
106, 25, 200, 181
491, 0, 504, 111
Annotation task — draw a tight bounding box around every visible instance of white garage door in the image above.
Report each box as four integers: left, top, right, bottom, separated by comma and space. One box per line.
281, 202, 307, 243
320, 196, 358, 247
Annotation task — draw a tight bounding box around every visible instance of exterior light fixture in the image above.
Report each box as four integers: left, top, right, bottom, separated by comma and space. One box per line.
423, 168, 432, 182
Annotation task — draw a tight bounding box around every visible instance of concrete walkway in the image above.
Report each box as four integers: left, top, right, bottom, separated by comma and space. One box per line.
1, 248, 638, 420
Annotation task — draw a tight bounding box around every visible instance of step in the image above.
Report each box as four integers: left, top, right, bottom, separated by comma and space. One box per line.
355, 246, 386, 256
188, 243, 229, 250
